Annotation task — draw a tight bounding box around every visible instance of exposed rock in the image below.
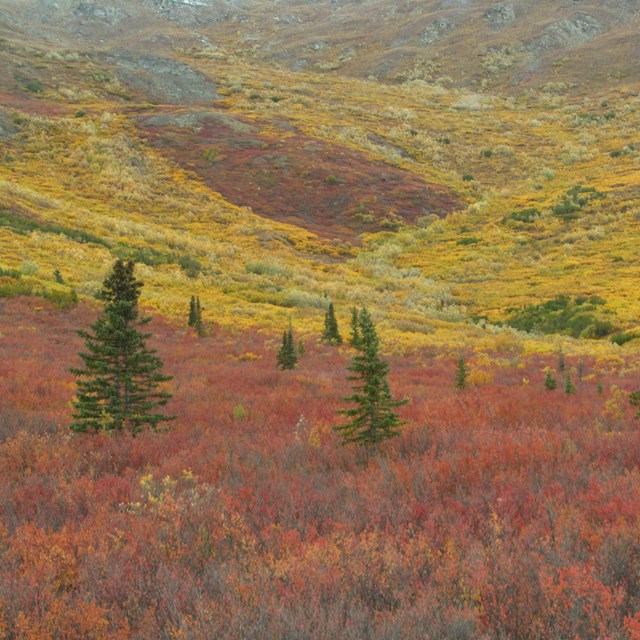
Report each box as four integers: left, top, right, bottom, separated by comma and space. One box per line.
139, 0, 250, 25
526, 13, 601, 53
138, 110, 257, 134
420, 18, 455, 46
104, 52, 219, 104
604, 0, 640, 15
73, 3, 126, 24
483, 3, 515, 29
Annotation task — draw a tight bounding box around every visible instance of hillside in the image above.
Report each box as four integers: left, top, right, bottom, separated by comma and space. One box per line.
2, 0, 640, 93
1, 25, 640, 351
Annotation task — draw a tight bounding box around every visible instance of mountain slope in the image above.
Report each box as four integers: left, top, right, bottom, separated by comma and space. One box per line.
2, 0, 639, 93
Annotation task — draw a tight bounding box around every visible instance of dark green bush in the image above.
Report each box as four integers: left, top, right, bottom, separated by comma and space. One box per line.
0, 267, 21, 279
503, 208, 542, 224
24, 79, 44, 93
611, 332, 639, 346
506, 295, 614, 339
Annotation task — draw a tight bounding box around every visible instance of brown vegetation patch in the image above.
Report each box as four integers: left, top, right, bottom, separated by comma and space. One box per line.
137, 109, 460, 241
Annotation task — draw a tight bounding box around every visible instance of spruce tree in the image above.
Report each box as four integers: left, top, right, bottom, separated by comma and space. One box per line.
188, 295, 198, 327
630, 391, 640, 418
70, 259, 173, 434
188, 295, 205, 337
455, 357, 467, 390
564, 374, 575, 395
349, 307, 362, 349
322, 302, 342, 345
194, 296, 205, 337
558, 350, 566, 373
335, 306, 407, 448
277, 323, 297, 370
544, 369, 557, 391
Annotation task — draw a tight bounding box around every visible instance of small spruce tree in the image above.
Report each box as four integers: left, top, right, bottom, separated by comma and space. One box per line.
277, 323, 297, 370
70, 259, 173, 434
630, 390, 640, 418
194, 296, 205, 337
54, 268, 64, 284
188, 295, 205, 336
455, 356, 467, 390
335, 306, 407, 448
188, 295, 198, 327
349, 307, 362, 349
322, 302, 342, 345
564, 374, 575, 395
544, 369, 557, 391
558, 350, 566, 373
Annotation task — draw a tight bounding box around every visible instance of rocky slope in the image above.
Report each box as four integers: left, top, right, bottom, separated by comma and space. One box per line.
1, 0, 639, 92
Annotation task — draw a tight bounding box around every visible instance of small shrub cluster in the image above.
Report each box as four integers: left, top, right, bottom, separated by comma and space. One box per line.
507, 295, 615, 339
551, 185, 605, 221
503, 207, 542, 224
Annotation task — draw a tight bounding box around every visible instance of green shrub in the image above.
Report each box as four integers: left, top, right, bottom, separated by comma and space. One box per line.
21, 261, 39, 276
202, 148, 220, 163
611, 332, 639, 346
551, 185, 605, 221
43, 288, 79, 310
232, 404, 247, 421
24, 79, 44, 93
0, 267, 21, 279
503, 208, 541, 224
456, 237, 480, 246
506, 295, 614, 339
177, 255, 202, 278
0, 277, 32, 298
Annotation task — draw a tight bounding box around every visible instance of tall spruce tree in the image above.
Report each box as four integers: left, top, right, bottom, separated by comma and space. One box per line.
322, 302, 342, 345
70, 259, 173, 434
335, 306, 407, 448
277, 323, 297, 370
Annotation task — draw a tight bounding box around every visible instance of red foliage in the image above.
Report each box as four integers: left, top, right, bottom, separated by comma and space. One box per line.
138, 109, 460, 241
1, 297, 640, 638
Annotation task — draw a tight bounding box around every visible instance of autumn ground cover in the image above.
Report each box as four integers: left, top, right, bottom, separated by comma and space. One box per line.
2, 296, 640, 639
